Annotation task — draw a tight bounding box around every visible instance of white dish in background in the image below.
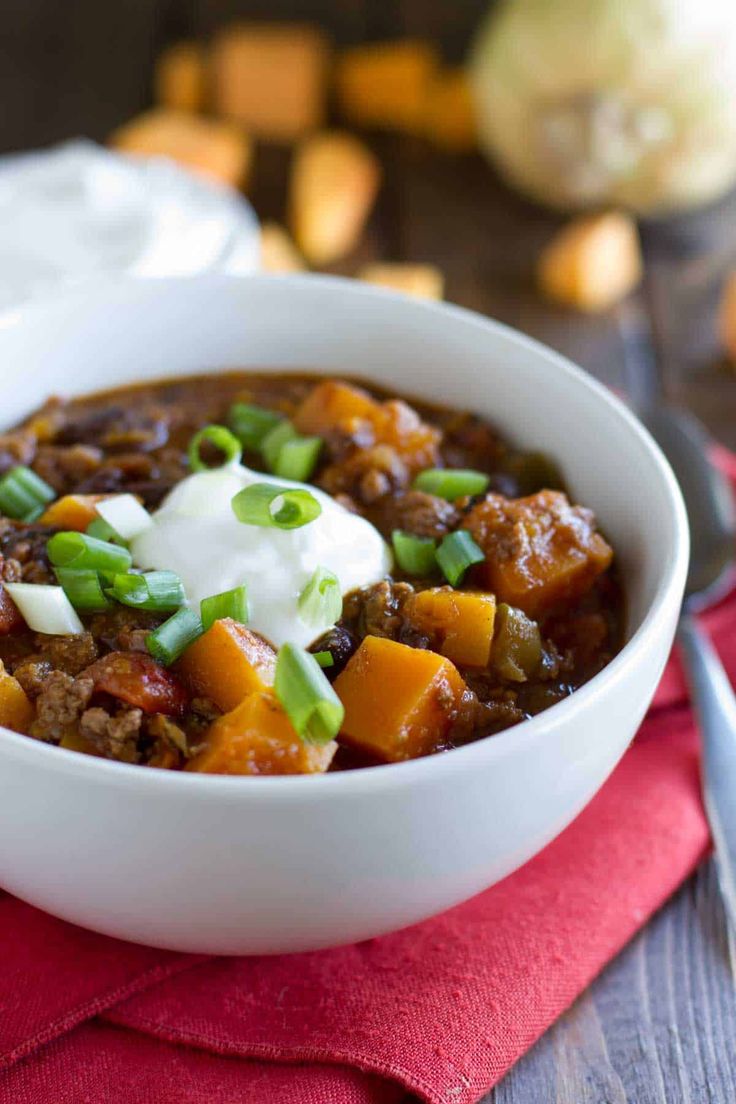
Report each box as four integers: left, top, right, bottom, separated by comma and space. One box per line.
0, 275, 688, 954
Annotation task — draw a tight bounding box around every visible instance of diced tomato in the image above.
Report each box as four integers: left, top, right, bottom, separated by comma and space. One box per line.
81, 651, 188, 715
0, 586, 24, 634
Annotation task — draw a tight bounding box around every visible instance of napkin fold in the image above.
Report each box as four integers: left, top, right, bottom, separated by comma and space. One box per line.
2, 463, 731, 1104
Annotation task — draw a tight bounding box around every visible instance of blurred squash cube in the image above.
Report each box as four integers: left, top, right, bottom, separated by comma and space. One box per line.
211, 23, 329, 142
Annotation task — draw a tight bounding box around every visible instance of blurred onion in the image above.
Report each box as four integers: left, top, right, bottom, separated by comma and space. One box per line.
469, 0, 736, 215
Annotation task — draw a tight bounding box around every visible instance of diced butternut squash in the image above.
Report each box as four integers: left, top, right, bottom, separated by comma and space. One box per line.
110, 109, 252, 190
154, 41, 208, 113
405, 588, 496, 668
718, 271, 736, 363
537, 212, 642, 312
211, 23, 329, 141
261, 221, 306, 273
293, 380, 440, 475
358, 262, 444, 301
59, 730, 102, 757
289, 131, 381, 264
424, 69, 477, 152
0, 660, 34, 733
177, 619, 276, 712
333, 635, 467, 761
187, 691, 336, 775
40, 493, 106, 531
464, 490, 613, 617
293, 380, 383, 437
335, 40, 439, 134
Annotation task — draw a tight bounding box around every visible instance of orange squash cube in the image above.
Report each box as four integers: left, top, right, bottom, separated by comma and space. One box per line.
425, 69, 477, 152
537, 212, 642, 312
464, 491, 613, 617
405, 588, 496, 668
40, 493, 107, 531
335, 40, 438, 133
0, 661, 34, 734
294, 381, 440, 475
154, 41, 207, 113
260, 222, 306, 273
177, 619, 276, 712
289, 131, 381, 264
187, 691, 336, 775
293, 380, 383, 437
110, 109, 252, 190
718, 270, 736, 363
333, 635, 467, 761
358, 262, 444, 301
211, 23, 329, 142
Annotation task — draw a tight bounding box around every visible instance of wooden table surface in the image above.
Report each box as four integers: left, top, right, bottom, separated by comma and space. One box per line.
3, 2, 736, 1099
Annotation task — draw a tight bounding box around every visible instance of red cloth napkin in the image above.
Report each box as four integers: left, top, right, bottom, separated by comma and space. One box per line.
3, 458, 734, 1104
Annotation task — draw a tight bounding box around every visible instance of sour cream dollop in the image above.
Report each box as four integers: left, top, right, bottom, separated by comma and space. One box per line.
130, 465, 392, 649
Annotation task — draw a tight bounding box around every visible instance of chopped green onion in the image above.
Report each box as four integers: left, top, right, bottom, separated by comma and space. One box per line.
272, 435, 323, 482
231, 483, 322, 530
86, 517, 128, 545
5, 582, 84, 635
413, 468, 490, 501
298, 566, 342, 626
146, 608, 203, 665
261, 420, 297, 471
47, 531, 132, 575
312, 650, 335, 669
200, 584, 250, 631
95, 494, 152, 540
391, 530, 437, 576
436, 530, 485, 587
274, 643, 344, 745
55, 568, 112, 612
188, 424, 242, 473
109, 571, 185, 611
228, 403, 284, 451
0, 465, 55, 520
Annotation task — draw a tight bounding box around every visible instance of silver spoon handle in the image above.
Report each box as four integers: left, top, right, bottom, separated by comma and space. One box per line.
678, 612, 736, 929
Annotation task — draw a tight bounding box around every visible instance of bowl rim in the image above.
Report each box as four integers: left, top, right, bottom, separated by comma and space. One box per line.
0, 272, 689, 799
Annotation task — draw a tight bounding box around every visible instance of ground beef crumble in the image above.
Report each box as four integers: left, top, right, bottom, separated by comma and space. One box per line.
80, 705, 143, 762
31, 671, 94, 743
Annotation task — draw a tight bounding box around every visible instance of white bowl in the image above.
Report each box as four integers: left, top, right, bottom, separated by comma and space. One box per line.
0, 275, 688, 954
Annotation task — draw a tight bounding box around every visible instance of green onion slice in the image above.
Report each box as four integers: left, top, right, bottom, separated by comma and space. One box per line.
274, 643, 344, 745
47, 531, 132, 575
231, 483, 322, 530
312, 650, 335, 669
436, 530, 485, 587
200, 585, 250, 631
271, 435, 322, 482
0, 465, 55, 520
55, 568, 112, 612
188, 424, 242, 473
413, 468, 490, 501
298, 566, 342, 626
5, 582, 84, 635
391, 530, 437, 576
86, 516, 128, 545
146, 608, 203, 665
228, 403, 283, 451
261, 420, 297, 471
95, 494, 152, 541
109, 570, 185, 611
